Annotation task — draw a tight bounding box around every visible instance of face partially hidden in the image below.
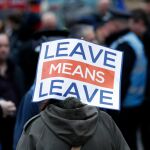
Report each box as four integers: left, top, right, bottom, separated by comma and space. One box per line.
0, 34, 10, 62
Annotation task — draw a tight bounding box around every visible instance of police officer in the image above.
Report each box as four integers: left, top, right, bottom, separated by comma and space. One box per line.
104, 9, 147, 150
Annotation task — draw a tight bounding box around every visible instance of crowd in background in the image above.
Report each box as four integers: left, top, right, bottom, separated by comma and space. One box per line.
0, 0, 150, 150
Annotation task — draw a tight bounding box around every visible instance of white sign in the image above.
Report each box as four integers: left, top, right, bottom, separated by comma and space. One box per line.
33, 39, 123, 110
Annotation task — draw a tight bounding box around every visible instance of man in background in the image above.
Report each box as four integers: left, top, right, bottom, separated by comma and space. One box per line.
97, 0, 111, 17
104, 9, 147, 150
41, 11, 58, 30
129, 9, 150, 150
0, 31, 24, 150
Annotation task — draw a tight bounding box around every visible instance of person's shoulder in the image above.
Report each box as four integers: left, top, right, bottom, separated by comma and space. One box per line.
98, 110, 130, 150
98, 110, 116, 130
99, 110, 113, 121
23, 114, 43, 134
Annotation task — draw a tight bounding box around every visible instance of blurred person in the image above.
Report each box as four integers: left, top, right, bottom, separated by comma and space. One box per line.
16, 12, 41, 90
17, 12, 41, 42
6, 11, 22, 38
79, 0, 112, 31
6, 11, 23, 58
13, 30, 69, 149
95, 9, 129, 45
17, 97, 130, 150
90, 0, 112, 31
6, 11, 41, 63
0, 31, 24, 150
18, 29, 69, 92
41, 11, 57, 30
62, 0, 93, 28
97, 0, 111, 17
103, 9, 147, 150
129, 9, 150, 150
129, 9, 149, 38
69, 24, 96, 43
93, 0, 124, 44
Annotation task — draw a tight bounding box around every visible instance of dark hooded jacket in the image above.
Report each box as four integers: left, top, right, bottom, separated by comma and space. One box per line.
17, 104, 130, 150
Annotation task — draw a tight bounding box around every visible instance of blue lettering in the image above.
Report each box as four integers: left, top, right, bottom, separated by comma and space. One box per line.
83, 85, 98, 102
39, 82, 48, 97
56, 42, 69, 57
104, 51, 116, 68
69, 42, 86, 60
49, 80, 64, 96
100, 90, 113, 105
44, 45, 54, 59
63, 82, 80, 99
89, 46, 103, 63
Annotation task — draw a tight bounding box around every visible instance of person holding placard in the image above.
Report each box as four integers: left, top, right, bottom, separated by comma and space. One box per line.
17, 36, 125, 149
17, 97, 130, 150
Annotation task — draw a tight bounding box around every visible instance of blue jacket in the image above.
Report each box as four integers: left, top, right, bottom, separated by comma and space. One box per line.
111, 32, 147, 108
13, 86, 39, 150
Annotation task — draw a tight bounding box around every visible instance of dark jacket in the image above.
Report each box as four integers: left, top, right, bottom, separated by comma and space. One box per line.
17, 104, 130, 150
0, 59, 25, 150
0, 59, 24, 106
142, 30, 150, 99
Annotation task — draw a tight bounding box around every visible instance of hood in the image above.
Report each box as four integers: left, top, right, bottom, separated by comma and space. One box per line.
41, 104, 98, 147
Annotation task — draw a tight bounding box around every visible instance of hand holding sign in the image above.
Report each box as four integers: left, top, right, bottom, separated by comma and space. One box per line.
33, 39, 123, 110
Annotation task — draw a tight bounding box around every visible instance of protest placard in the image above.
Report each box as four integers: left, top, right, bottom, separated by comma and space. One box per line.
33, 38, 123, 110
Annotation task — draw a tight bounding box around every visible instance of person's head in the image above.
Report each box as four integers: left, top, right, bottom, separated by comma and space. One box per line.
41, 12, 57, 30
41, 97, 85, 111
69, 24, 96, 43
95, 18, 129, 43
32, 29, 69, 53
129, 9, 149, 36
101, 9, 131, 36
97, 0, 111, 16
0, 32, 10, 63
